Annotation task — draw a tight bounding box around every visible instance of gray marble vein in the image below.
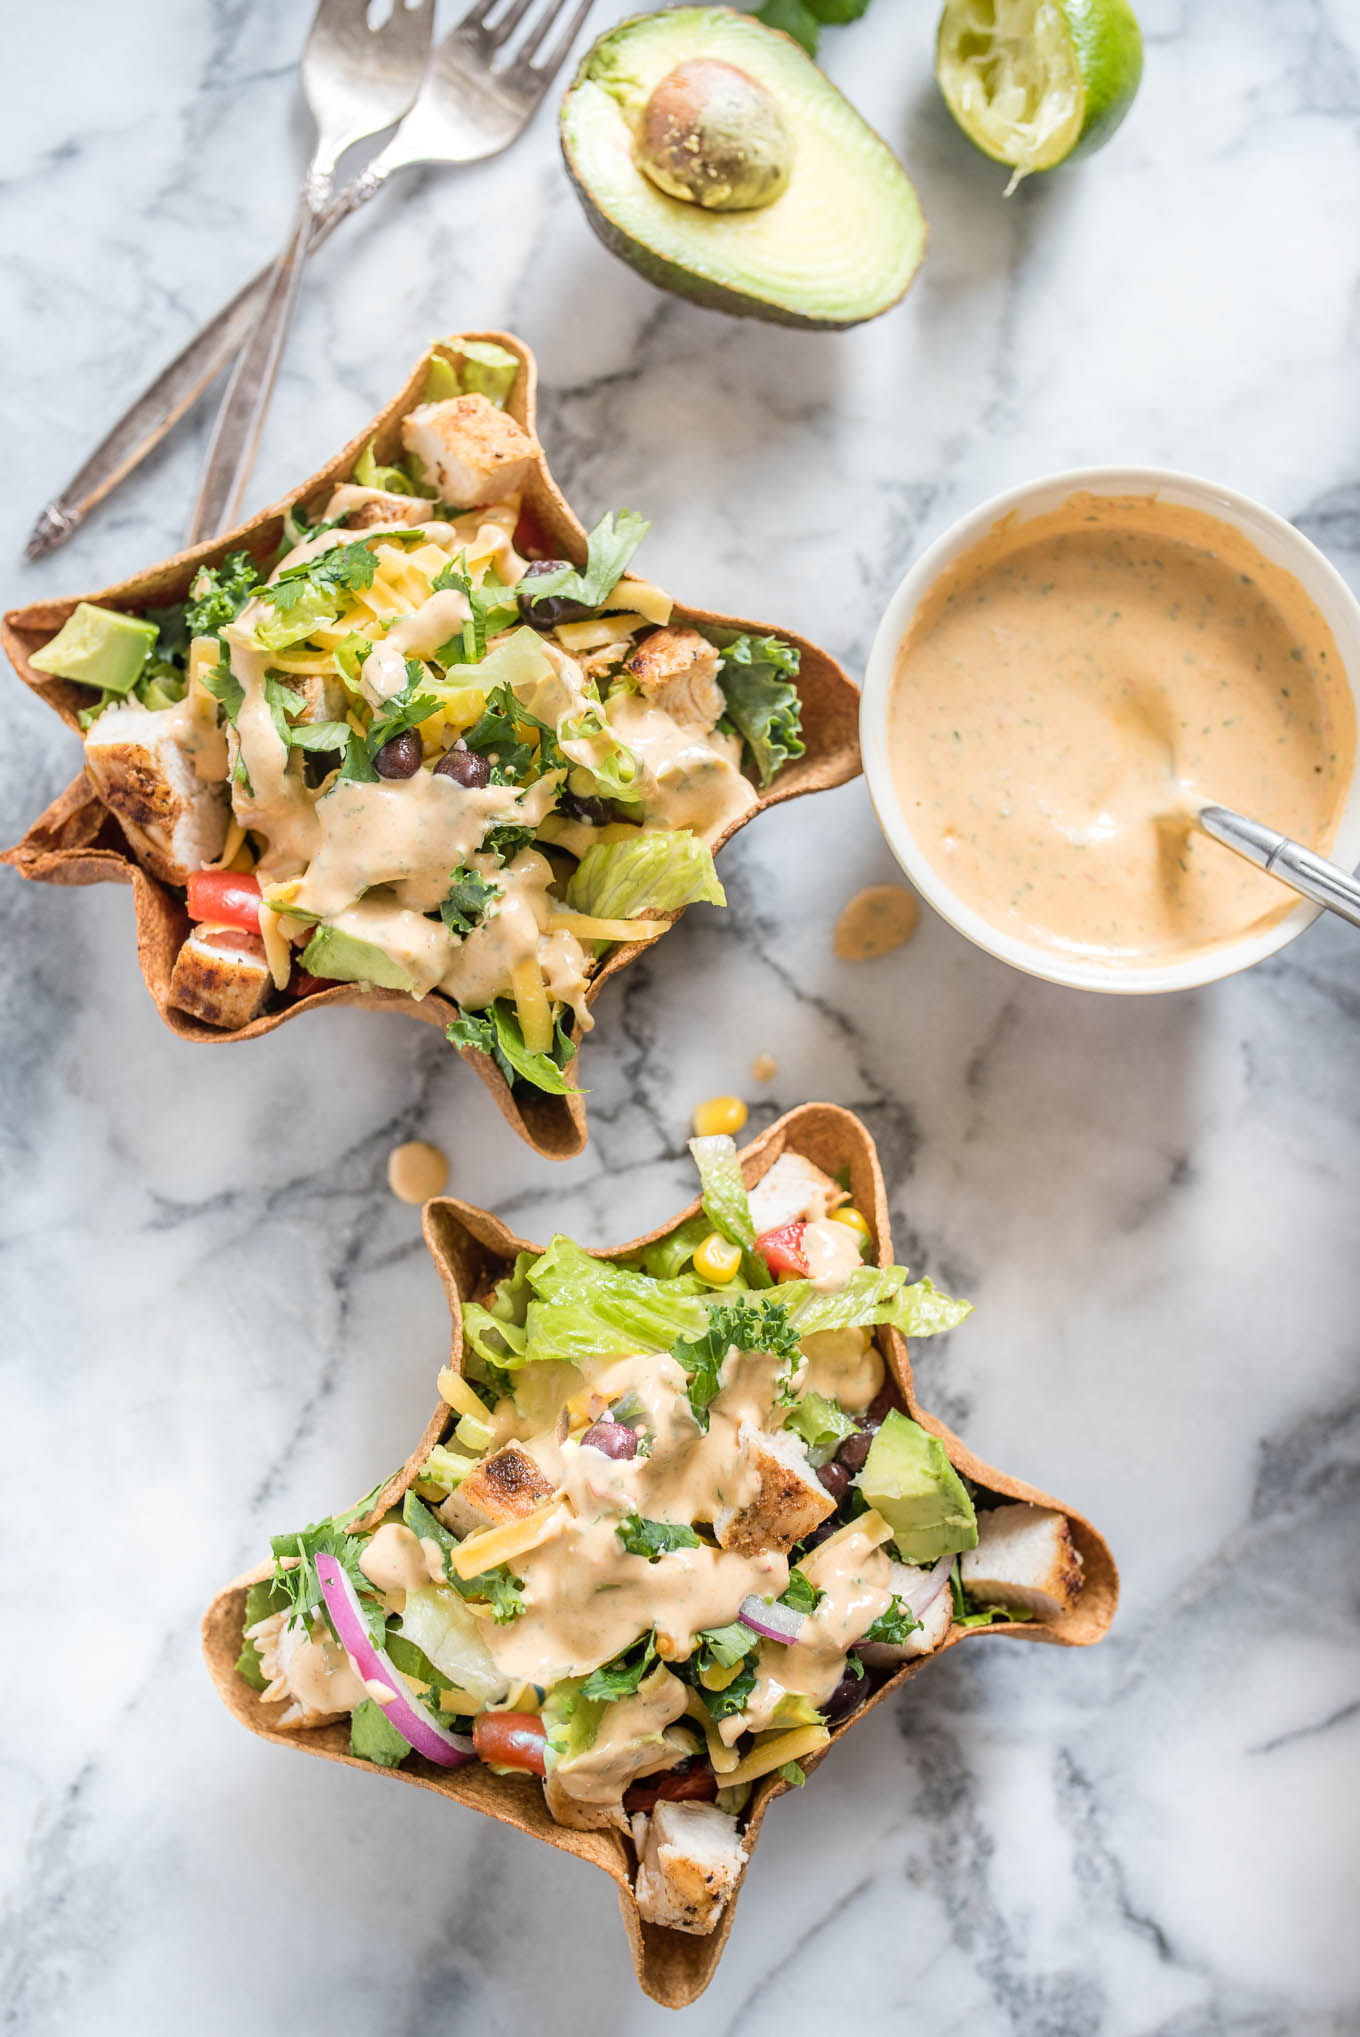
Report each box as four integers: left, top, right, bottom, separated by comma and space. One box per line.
3, 0, 1360, 2030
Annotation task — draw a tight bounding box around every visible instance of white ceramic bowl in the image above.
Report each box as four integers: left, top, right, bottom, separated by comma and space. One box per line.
860, 466, 1360, 994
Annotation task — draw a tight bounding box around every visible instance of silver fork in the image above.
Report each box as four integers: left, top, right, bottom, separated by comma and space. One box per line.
186, 0, 435, 545
24, 0, 595, 563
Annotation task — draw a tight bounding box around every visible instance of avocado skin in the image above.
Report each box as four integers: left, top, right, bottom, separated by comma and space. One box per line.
301, 924, 415, 994
857, 1408, 978, 1564
559, 9, 925, 332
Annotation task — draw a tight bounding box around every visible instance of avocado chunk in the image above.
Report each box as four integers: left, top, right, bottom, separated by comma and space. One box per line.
561, 8, 925, 329
30, 602, 157, 694
301, 924, 416, 994
636, 57, 793, 211
856, 1408, 977, 1564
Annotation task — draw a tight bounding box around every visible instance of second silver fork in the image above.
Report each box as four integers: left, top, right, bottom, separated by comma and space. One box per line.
24, 0, 594, 563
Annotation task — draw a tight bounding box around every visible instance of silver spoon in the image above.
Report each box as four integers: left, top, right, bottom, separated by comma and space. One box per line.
1196, 806, 1360, 930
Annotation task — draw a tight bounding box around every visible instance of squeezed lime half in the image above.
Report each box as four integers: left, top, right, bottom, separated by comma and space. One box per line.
936, 0, 1144, 190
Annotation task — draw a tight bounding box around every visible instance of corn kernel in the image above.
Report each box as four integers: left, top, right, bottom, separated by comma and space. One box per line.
830, 1206, 871, 1243
693, 1095, 748, 1139
694, 1232, 742, 1284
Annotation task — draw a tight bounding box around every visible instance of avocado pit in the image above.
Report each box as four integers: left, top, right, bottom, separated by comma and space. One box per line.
634, 58, 793, 213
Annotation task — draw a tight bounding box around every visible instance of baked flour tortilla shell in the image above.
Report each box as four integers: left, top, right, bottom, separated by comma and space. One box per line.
201, 1101, 1118, 2006
2, 334, 861, 1160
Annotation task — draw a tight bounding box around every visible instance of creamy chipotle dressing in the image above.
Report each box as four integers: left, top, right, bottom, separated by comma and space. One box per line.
888, 494, 1356, 966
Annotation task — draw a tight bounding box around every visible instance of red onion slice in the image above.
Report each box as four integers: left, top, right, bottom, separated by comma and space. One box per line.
738, 1593, 806, 1645
314, 1552, 476, 1768
900, 1553, 954, 1619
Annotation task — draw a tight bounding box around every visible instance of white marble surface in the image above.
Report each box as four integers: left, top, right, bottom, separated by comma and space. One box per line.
4, 1, 1360, 2030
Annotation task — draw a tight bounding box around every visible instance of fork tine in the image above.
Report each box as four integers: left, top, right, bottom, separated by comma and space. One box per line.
451, 0, 500, 33
516, 0, 593, 70
485, 0, 538, 48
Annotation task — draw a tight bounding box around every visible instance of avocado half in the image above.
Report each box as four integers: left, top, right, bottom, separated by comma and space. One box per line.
560, 8, 926, 330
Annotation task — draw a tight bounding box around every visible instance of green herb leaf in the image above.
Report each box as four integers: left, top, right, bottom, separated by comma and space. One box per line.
439, 863, 501, 939
672, 1298, 801, 1432
777, 1759, 808, 1787
185, 552, 263, 642
462, 681, 564, 783
447, 999, 579, 1097
779, 1569, 825, 1617
268, 1519, 386, 1647
580, 1633, 658, 1702
863, 1594, 921, 1645
615, 1514, 701, 1562
694, 1621, 759, 1671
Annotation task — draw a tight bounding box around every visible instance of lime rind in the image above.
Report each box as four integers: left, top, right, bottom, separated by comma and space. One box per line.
936, 0, 1143, 188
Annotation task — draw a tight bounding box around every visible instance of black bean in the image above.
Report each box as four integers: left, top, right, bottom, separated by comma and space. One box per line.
581, 1419, 638, 1460
516, 558, 594, 629
557, 786, 612, 827
434, 746, 492, 788
824, 1668, 868, 1722
374, 730, 421, 779
817, 1460, 851, 1502
836, 1424, 878, 1475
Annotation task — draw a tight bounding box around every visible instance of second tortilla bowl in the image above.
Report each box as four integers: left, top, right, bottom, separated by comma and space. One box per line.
2, 332, 860, 1159
202, 1101, 1117, 2007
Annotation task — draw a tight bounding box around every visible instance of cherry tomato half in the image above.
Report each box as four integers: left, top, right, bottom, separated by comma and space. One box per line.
756, 1222, 808, 1278
291, 970, 330, 1000
473, 1710, 548, 1776
623, 1766, 719, 1817
185, 868, 262, 933
512, 506, 553, 560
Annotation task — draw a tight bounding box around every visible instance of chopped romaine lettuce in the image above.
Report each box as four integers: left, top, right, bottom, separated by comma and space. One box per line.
566, 830, 725, 920
780, 1267, 972, 1341
520, 1236, 709, 1368
717, 633, 804, 787
641, 1214, 710, 1281
450, 338, 519, 407
615, 1513, 701, 1561
785, 1391, 858, 1467
447, 999, 579, 1097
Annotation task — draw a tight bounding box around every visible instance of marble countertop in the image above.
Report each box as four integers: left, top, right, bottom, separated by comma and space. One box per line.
4, 0, 1359, 2030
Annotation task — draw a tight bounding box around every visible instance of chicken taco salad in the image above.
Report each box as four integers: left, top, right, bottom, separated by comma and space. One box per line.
29, 339, 806, 1099
231, 1133, 1087, 1937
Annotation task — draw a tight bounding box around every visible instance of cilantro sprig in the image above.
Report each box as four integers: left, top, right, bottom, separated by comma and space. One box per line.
615, 1514, 701, 1562
268, 1519, 387, 1647
580, 1632, 658, 1702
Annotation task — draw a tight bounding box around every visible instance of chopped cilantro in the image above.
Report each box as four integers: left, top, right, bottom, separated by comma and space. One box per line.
615, 1514, 701, 1562
780, 1570, 825, 1618
268, 1519, 386, 1646
439, 863, 501, 939
672, 1297, 802, 1432
778, 1759, 808, 1786
515, 509, 649, 614
185, 551, 262, 642
862, 1594, 920, 1646
462, 682, 564, 784
580, 1633, 658, 1702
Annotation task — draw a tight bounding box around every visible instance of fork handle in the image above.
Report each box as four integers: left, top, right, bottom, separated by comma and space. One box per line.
186, 194, 320, 546
24, 159, 396, 562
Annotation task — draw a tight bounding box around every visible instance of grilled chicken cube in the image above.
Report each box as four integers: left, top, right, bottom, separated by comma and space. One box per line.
713, 1422, 834, 1556
748, 1150, 847, 1235
959, 1504, 1084, 1619
322, 482, 432, 530
854, 1561, 954, 1667
83, 701, 229, 886
285, 669, 349, 726
456, 1440, 557, 1524
400, 394, 535, 509
632, 1800, 747, 1935
169, 929, 271, 1031
625, 626, 725, 731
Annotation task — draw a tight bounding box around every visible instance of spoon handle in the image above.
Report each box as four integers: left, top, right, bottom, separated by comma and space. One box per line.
1198, 805, 1360, 931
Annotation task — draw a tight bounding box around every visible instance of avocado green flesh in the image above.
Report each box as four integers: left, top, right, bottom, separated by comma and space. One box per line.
561, 9, 925, 329
29, 602, 156, 694
857, 1408, 978, 1564
301, 924, 415, 994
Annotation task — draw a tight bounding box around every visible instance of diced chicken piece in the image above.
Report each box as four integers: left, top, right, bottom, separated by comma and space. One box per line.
714, 1422, 834, 1556
747, 1150, 848, 1235
286, 669, 349, 725
854, 1562, 954, 1667
83, 700, 229, 885
322, 482, 432, 530
632, 1800, 747, 1935
169, 928, 271, 1030
456, 1440, 557, 1524
251, 1610, 366, 1729
400, 394, 535, 509
625, 627, 724, 731
435, 1485, 493, 1539
960, 1504, 1084, 1620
